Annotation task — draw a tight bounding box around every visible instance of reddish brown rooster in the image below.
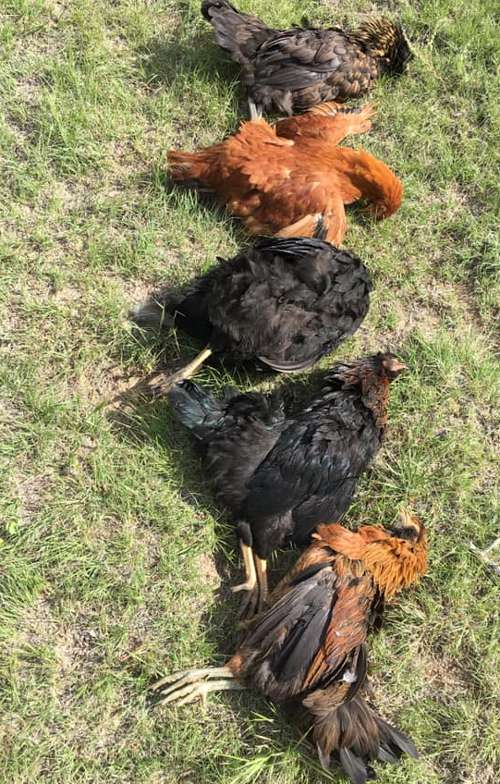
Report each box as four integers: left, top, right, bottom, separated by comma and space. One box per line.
150, 511, 427, 784
168, 103, 403, 246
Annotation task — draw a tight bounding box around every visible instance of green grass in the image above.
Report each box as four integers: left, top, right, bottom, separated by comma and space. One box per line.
0, 0, 499, 782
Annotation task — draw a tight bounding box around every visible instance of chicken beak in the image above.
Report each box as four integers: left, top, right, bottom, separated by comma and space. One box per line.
399, 508, 415, 527
398, 508, 423, 539
382, 357, 407, 375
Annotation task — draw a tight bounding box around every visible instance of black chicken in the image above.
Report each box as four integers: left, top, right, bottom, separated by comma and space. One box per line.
202, 0, 412, 114
169, 352, 406, 615
134, 234, 371, 385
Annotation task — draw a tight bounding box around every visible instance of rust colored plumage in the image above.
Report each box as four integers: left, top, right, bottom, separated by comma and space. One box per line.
167, 104, 402, 245
201, 1, 412, 114
314, 516, 428, 599
274, 101, 375, 143
151, 513, 427, 783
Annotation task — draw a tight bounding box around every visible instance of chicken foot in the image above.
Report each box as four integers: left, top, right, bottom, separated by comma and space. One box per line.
248, 98, 263, 120
238, 554, 268, 622
150, 666, 245, 707
231, 542, 269, 620
469, 537, 500, 576
153, 346, 213, 393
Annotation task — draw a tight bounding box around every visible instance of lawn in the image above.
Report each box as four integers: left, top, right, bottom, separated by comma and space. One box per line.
0, 0, 499, 782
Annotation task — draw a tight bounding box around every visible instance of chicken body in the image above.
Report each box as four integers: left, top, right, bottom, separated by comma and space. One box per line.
141, 235, 371, 373
169, 353, 406, 611
168, 103, 403, 246
202, 1, 412, 114
152, 516, 427, 783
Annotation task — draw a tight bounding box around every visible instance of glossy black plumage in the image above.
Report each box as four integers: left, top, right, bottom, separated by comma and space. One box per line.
202, 1, 412, 114
168, 353, 405, 561
164, 236, 371, 372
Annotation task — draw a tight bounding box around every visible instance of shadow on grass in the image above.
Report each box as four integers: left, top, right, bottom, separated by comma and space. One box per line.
152, 172, 383, 249
134, 30, 241, 103
104, 309, 336, 419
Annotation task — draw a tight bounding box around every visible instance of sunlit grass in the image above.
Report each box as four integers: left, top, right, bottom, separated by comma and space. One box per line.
0, 0, 498, 782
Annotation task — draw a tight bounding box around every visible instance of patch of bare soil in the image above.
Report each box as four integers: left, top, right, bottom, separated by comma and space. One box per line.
111, 276, 155, 308
421, 653, 470, 702
76, 363, 146, 410
10, 598, 100, 684
10, 472, 53, 526
370, 641, 469, 716
197, 552, 222, 591
361, 275, 492, 357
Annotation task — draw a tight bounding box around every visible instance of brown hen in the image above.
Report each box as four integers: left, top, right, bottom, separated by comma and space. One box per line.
168, 103, 402, 245
151, 511, 427, 783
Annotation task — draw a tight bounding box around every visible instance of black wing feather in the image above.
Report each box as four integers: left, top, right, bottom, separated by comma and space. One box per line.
242, 566, 342, 697
151, 236, 370, 372
255, 30, 345, 90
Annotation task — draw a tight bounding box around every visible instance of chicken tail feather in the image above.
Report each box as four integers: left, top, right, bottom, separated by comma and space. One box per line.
169, 380, 225, 441
202, 0, 270, 64
308, 694, 418, 783
130, 298, 169, 330
167, 149, 213, 184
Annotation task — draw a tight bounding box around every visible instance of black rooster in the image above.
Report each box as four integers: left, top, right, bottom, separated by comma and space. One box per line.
134, 234, 371, 385
169, 353, 406, 615
202, 1, 412, 114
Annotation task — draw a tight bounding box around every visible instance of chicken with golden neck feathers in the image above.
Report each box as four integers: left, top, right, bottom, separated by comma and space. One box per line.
202, 1, 412, 114
151, 512, 427, 784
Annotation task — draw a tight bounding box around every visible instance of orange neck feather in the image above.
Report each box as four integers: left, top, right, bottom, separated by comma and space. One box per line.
331, 148, 403, 217
315, 523, 428, 598
332, 363, 391, 428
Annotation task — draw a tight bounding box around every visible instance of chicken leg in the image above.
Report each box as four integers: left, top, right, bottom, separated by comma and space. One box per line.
255, 554, 268, 608
231, 542, 257, 594
150, 666, 245, 707
469, 537, 500, 576
231, 542, 269, 620
152, 346, 213, 394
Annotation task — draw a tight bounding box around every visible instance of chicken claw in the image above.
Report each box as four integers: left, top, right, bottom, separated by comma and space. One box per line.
231, 544, 268, 621
469, 537, 500, 576
237, 586, 262, 623
150, 666, 244, 707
